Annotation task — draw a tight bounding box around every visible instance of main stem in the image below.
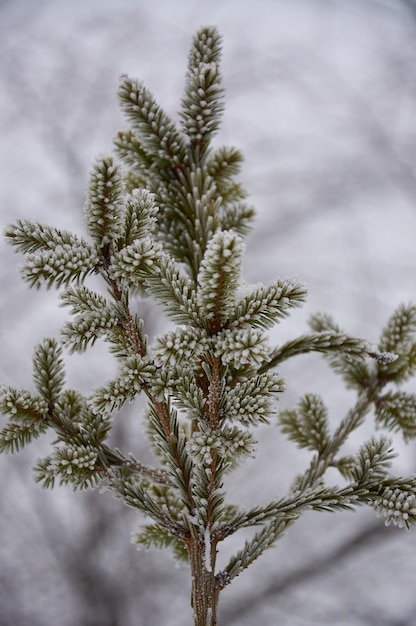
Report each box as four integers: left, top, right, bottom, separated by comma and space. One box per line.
189, 532, 219, 626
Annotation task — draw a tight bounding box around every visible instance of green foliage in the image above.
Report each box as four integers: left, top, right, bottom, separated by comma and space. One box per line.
180, 26, 224, 155
119, 188, 158, 245
34, 444, 100, 490
196, 230, 244, 325
84, 156, 124, 249
0, 420, 48, 454
144, 252, 200, 326
133, 523, 189, 562
377, 304, 416, 383
372, 482, 416, 529
279, 393, 330, 453
263, 329, 369, 372
90, 354, 156, 413
115, 28, 254, 284
32, 338, 65, 407
0, 387, 48, 422
214, 326, 270, 368
109, 238, 160, 288
118, 75, 187, 166
220, 517, 289, 587
188, 422, 256, 465
229, 278, 307, 330
222, 373, 285, 426
5, 220, 100, 289
2, 24, 416, 624
60, 285, 109, 315
348, 436, 396, 484
375, 391, 416, 441
61, 305, 120, 352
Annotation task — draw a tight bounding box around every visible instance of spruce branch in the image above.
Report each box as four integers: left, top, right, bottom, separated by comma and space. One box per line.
378, 304, 416, 354
4, 220, 81, 254
180, 26, 225, 155
220, 200, 255, 236
291, 392, 374, 493
375, 391, 416, 441
0, 387, 48, 423
187, 25, 222, 69
348, 436, 396, 484
371, 481, 416, 529
118, 75, 187, 166
196, 229, 244, 328
133, 523, 189, 561
61, 305, 120, 352
145, 402, 195, 510
6, 224, 101, 288
32, 338, 65, 408
229, 485, 360, 531
34, 444, 101, 491
278, 393, 330, 453
60, 285, 109, 315
188, 423, 256, 465
0, 420, 48, 454
84, 156, 124, 250
109, 468, 188, 536
114, 129, 153, 173
144, 252, 201, 326
3, 24, 416, 626
260, 330, 368, 372
221, 372, 285, 426
208, 146, 244, 182
167, 370, 207, 417
89, 354, 156, 413
154, 327, 210, 369
214, 326, 270, 368
108, 237, 160, 288
118, 188, 158, 246
228, 278, 307, 330
219, 517, 290, 587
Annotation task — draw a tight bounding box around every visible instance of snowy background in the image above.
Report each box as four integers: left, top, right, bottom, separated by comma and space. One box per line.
1, 0, 416, 624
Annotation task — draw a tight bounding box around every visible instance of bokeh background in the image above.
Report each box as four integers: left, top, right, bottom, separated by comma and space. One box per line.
1, 0, 416, 624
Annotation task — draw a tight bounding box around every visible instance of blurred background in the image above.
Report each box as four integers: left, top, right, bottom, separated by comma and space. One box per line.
1, 0, 416, 624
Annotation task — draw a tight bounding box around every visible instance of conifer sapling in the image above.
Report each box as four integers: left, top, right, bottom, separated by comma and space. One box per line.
2, 26, 416, 626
